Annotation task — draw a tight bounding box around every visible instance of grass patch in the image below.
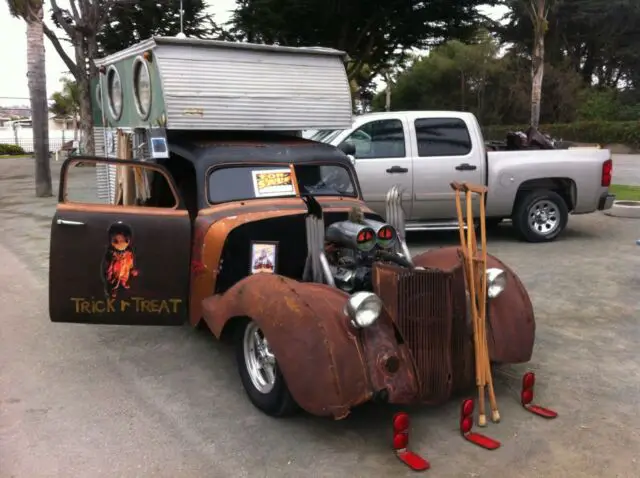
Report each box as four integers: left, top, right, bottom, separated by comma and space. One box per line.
0, 154, 31, 159
609, 184, 640, 201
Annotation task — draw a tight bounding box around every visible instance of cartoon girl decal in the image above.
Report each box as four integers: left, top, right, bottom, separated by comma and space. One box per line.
102, 222, 139, 298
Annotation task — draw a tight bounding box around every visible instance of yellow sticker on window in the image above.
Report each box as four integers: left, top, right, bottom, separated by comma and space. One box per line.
251, 168, 295, 197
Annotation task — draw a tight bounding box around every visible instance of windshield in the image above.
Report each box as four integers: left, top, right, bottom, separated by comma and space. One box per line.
309, 129, 344, 144
207, 163, 357, 204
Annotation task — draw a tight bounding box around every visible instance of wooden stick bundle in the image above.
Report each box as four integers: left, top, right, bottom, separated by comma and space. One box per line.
450, 181, 500, 426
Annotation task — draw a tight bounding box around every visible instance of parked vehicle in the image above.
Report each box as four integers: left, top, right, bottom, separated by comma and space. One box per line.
48, 37, 536, 420
312, 111, 616, 242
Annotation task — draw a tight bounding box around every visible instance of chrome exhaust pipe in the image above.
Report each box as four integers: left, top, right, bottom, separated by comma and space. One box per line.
303, 215, 314, 282
303, 210, 335, 287
385, 185, 414, 265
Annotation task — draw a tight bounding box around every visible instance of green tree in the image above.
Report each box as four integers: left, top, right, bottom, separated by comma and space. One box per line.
49, 76, 80, 139
372, 33, 585, 125
498, 0, 640, 90
230, 0, 496, 98
372, 32, 505, 122
6, 0, 52, 197
97, 0, 223, 56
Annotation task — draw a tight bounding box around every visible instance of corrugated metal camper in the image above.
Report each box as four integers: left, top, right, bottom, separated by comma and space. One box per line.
90, 36, 353, 201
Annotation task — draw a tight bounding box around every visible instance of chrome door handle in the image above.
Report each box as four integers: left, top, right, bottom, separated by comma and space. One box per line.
56, 219, 85, 226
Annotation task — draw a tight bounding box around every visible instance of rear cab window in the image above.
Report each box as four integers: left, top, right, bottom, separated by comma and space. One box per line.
207, 163, 357, 204
414, 118, 473, 157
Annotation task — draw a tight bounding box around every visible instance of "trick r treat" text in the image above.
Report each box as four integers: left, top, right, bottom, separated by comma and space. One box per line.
70, 297, 183, 314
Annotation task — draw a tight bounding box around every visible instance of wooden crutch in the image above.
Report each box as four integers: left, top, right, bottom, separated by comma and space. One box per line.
450, 182, 500, 426
451, 182, 486, 424
465, 186, 489, 425
464, 183, 500, 424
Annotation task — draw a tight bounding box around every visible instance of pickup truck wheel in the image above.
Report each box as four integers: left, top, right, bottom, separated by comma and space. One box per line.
512, 190, 568, 243
235, 319, 298, 417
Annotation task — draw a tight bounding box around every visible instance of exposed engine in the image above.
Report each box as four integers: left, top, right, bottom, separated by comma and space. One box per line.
324, 208, 411, 293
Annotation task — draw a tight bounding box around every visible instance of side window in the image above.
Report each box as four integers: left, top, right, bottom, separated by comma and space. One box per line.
340, 119, 406, 159
64, 158, 177, 208
414, 118, 472, 157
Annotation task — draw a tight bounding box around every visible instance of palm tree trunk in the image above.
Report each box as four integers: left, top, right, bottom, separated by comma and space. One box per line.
26, 4, 52, 197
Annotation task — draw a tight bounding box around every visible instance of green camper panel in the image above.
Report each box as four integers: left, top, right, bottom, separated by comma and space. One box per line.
92, 52, 166, 130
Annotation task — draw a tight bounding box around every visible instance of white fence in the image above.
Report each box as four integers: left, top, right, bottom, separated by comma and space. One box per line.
0, 127, 82, 153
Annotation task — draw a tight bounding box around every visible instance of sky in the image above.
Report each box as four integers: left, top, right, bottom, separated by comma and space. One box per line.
0, 1, 505, 107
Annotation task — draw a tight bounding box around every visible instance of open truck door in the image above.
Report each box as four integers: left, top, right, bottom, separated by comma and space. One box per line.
49, 157, 191, 326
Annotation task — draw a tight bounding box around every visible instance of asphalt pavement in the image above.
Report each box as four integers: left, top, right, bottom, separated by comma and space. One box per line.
612, 154, 640, 185
1, 157, 640, 478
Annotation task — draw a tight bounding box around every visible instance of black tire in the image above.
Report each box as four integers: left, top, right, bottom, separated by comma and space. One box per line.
512, 189, 568, 243
234, 319, 298, 417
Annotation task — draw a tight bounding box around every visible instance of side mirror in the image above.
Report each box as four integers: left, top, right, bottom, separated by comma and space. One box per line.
347, 154, 356, 166
339, 141, 356, 156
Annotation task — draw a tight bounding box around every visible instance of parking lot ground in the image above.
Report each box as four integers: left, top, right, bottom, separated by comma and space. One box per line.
1, 157, 640, 478
612, 153, 640, 186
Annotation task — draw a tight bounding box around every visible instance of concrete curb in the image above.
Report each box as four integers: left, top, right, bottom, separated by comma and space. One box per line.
605, 200, 640, 218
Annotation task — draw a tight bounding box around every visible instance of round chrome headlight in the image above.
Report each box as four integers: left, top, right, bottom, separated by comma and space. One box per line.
345, 291, 383, 328
486, 268, 507, 299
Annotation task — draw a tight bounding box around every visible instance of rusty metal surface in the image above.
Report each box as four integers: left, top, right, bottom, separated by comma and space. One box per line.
358, 311, 420, 405
200, 273, 420, 419
373, 262, 474, 404
448, 265, 476, 394
412, 246, 535, 364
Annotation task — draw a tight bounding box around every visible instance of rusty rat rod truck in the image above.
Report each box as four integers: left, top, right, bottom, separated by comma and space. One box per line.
49, 36, 535, 419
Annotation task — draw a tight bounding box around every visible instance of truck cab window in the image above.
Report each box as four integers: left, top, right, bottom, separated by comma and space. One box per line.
340, 119, 406, 159
414, 118, 472, 157
65, 159, 177, 208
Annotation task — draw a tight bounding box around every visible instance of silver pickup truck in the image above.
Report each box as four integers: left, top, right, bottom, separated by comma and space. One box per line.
310, 110, 615, 242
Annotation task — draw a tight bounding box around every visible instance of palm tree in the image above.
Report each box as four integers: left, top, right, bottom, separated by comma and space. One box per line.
49, 76, 80, 140
7, 0, 52, 197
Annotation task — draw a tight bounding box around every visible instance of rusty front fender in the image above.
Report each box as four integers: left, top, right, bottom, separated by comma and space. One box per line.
412, 247, 535, 364
200, 273, 378, 419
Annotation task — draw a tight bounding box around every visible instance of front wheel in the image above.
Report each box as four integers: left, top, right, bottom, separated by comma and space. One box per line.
235, 319, 298, 417
512, 190, 568, 243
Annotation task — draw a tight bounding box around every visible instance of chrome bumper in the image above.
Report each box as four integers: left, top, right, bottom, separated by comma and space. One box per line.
598, 193, 615, 211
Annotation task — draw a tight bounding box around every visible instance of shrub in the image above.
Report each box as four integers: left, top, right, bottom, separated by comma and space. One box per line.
483, 121, 640, 149
0, 143, 27, 156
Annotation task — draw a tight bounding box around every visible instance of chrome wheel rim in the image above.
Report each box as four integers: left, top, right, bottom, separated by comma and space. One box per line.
528, 199, 559, 236
243, 322, 276, 394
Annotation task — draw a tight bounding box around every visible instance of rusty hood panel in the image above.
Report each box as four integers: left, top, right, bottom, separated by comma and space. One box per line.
201, 273, 421, 418
201, 274, 382, 418
412, 246, 535, 364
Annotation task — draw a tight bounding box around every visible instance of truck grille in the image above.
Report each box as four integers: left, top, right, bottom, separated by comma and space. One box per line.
373, 263, 473, 404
